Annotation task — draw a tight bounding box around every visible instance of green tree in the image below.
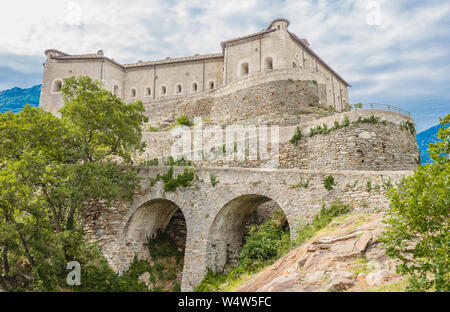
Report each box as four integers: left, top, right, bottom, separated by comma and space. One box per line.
0, 75, 149, 291
380, 114, 449, 292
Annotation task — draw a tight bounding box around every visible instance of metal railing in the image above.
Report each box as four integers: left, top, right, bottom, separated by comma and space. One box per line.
352, 103, 411, 117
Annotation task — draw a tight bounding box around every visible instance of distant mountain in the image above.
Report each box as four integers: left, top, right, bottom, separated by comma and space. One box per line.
0, 84, 41, 113
416, 123, 448, 164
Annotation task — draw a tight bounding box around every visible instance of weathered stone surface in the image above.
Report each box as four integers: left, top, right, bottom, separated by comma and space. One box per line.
234, 214, 404, 292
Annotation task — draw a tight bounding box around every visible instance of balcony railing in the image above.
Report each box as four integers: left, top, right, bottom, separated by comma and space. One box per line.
353, 103, 411, 117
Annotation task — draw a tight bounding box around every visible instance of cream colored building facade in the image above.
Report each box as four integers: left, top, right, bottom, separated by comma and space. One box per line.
39, 18, 350, 115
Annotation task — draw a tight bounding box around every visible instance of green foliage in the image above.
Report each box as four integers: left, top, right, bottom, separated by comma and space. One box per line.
140, 158, 159, 166
366, 180, 372, 192
148, 125, 159, 132
353, 102, 363, 109
176, 115, 193, 127
290, 178, 309, 188
0, 76, 148, 291
323, 175, 336, 191
289, 127, 303, 144
295, 201, 350, 245
356, 115, 381, 124
399, 120, 416, 134
164, 155, 193, 166
380, 115, 449, 292
210, 173, 219, 187
149, 167, 196, 192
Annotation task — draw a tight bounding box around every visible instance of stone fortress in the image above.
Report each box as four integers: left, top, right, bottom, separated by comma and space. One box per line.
39, 19, 419, 291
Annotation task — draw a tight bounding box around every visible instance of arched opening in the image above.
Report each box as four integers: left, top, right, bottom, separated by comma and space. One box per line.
124, 198, 186, 291
191, 82, 198, 92
145, 87, 151, 97
208, 80, 215, 90
113, 84, 120, 96
176, 83, 182, 94
130, 88, 137, 98
53, 80, 62, 92
240, 62, 249, 77
160, 85, 167, 96
264, 57, 273, 70
292, 61, 297, 68
206, 194, 290, 273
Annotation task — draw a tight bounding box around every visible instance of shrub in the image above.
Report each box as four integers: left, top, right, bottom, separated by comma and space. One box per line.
176, 115, 193, 126
149, 167, 196, 192
323, 175, 336, 191
289, 127, 303, 144
399, 120, 416, 134
210, 173, 219, 187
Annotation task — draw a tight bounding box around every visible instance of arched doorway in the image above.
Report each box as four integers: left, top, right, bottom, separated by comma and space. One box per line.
124, 198, 186, 291
206, 194, 290, 273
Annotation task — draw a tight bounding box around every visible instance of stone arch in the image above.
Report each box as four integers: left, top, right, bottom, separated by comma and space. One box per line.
239, 62, 249, 77
123, 198, 187, 287
206, 194, 290, 272
124, 198, 186, 245
264, 57, 273, 70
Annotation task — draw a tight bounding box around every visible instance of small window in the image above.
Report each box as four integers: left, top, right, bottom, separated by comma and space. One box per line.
130, 88, 137, 98
53, 80, 62, 92
240, 62, 249, 76
113, 85, 119, 96
160, 85, 167, 96
292, 61, 297, 68
176, 83, 182, 94
209, 81, 215, 90
145, 87, 151, 97
191, 82, 198, 92
264, 57, 273, 70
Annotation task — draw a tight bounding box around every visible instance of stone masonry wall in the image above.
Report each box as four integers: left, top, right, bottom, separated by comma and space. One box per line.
83, 166, 412, 291
143, 79, 330, 128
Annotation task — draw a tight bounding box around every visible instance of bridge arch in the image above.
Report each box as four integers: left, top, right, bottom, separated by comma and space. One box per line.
206, 194, 290, 273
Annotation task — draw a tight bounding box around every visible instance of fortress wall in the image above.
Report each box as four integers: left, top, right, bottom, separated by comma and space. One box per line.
225, 30, 285, 83
142, 79, 328, 129
123, 58, 224, 103
138, 110, 418, 171
103, 61, 125, 97
278, 121, 419, 171
40, 59, 104, 115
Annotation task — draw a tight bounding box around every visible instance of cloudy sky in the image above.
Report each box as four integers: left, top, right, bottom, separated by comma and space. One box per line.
0, 0, 449, 131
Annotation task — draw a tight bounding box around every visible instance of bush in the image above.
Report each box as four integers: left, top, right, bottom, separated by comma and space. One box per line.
149, 167, 196, 192
176, 115, 193, 126
323, 175, 336, 191
289, 127, 302, 144
295, 201, 350, 245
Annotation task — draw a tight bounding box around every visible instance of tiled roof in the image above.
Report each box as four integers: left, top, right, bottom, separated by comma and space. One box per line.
48, 50, 223, 69
124, 53, 223, 68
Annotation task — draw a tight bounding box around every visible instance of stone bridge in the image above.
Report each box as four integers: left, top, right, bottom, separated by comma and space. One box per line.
85, 166, 411, 291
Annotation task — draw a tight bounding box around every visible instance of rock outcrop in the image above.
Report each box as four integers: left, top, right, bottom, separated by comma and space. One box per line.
235, 213, 404, 292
